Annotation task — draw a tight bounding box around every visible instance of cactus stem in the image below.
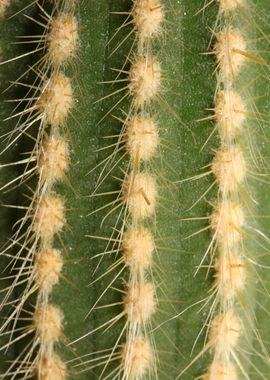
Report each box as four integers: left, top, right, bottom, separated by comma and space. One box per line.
181, 1, 270, 379
74, 1, 173, 378
0, 1, 79, 379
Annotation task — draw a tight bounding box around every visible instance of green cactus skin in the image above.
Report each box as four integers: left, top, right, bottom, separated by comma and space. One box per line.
0, 1, 270, 379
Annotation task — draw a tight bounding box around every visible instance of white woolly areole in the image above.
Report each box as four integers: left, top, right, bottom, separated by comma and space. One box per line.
209, 311, 241, 353
219, 0, 243, 12
34, 193, 66, 242
0, 0, 10, 17
34, 304, 63, 344
47, 14, 79, 67
210, 201, 244, 249
37, 73, 73, 126
121, 338, 153, 379
212, 145, 246, 193
122, 172, 157, 220
132, 0, 164, 41
35, 248, 63, 294
215, 90, 246, 142
204, 360, 238, 380
124, 281, 156, 323
39, 135, 69, 186
129, 56, 161, 106
122, 226, 154, 271
38, 353, 67, 380
214, 252, 246, 299
126, 115, 159, 161
215, 26, 246, 77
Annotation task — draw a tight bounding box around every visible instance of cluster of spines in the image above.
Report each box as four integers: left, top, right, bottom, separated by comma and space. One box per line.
85, 1, 165, 378
201, 1, 267, 379
114, 2, 164, 378
0, 1, 79, 378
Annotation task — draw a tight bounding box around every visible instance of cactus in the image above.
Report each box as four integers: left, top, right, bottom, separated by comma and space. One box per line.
0, 0, 270, 379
